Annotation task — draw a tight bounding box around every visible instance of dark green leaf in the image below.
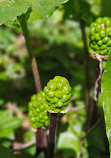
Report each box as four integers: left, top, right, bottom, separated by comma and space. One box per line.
100, 0, 111, 17
0, 146, 16, 158
63, 0, 96, 24
101, 48, 111, 156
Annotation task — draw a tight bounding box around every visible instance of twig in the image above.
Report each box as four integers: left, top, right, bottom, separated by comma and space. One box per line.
80, 117, 103, 145
6, 102, 26, 118
13, 140, 36, 151
6, 102, 31, 130
68, 105, 84, 112
88, 63, 100, 127
93, 57, 102, 101
0, 0, 9, 3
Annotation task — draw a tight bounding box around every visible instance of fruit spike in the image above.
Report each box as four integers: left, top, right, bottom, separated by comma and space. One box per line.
89, 17, 111, 56
28, 91, 49, 129
44, 76, 71, 113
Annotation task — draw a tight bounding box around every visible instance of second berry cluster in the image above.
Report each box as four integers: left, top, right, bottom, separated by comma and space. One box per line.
89, 17, 111, 56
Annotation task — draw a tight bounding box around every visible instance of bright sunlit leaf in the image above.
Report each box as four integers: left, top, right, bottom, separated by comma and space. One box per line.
0, 0, 30, 25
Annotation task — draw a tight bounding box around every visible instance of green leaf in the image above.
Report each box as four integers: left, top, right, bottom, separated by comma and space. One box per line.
27, 0, 69, 21
100, 0, 111, 17
0, 110, 24, 138
57, 130, 80, 157
37, 153, 45, 158
0, 0, 30, 25
87, 121, 106, 156
0, 146, 16, 158
101, 48, 111, 157
1, 139, 11, 148
63, 0, 96, 24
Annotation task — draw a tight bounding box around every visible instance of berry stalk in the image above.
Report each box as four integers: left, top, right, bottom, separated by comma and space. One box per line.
48, 113, 58, 158
18, 14, 43, 156
42, 127, 48, 158
36, 128, 42, 156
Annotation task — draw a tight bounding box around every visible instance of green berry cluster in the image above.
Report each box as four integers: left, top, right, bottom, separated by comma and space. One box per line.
89, 17, 111, 56
28, 91, 49, 129
44, 76, 71, 113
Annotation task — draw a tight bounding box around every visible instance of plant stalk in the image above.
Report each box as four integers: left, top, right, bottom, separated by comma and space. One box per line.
18, 15, 41, 92
89, 63, 100, 127
79, 19, 90, 126
18, 14, 43, 156
36, 128, 42, 157
74, 0, 90, 127
48, 113, 58, 158
42, 127, 48, 158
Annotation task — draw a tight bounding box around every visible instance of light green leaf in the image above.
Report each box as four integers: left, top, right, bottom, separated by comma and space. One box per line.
57, 130, 80, 157
102, 48, 111, 157
0, 146, 16, 158
0, 110, 24, 138
37, 153, 45, 158
27, 0, 69, 21
0, 0, 30, 25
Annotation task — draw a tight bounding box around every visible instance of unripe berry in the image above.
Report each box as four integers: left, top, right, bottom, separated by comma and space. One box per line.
97, 40, 102, 46
28, 91, 49, 129
107, 40, 111, 46
44, 76, 71, 113
89, 17, 111, 56
96, 17, 103, 24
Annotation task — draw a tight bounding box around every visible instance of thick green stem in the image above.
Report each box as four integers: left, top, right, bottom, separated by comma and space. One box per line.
18, 15, 42, 93
18, 14, 42, 156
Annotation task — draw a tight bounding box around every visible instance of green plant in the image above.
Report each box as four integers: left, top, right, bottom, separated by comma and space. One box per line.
89, 17, 111, 56
0, 0, 70, 157
1, 1, 110, 158
43, 76, 71, 158
88, 17, 111, 157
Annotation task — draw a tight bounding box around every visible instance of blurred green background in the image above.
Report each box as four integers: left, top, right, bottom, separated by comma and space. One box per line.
0, 0, 110, 158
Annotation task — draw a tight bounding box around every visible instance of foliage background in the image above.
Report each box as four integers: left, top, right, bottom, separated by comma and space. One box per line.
0, 0, 110, 158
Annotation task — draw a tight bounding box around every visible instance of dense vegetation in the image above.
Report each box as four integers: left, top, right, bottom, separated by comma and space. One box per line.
0, 0, 111, 158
